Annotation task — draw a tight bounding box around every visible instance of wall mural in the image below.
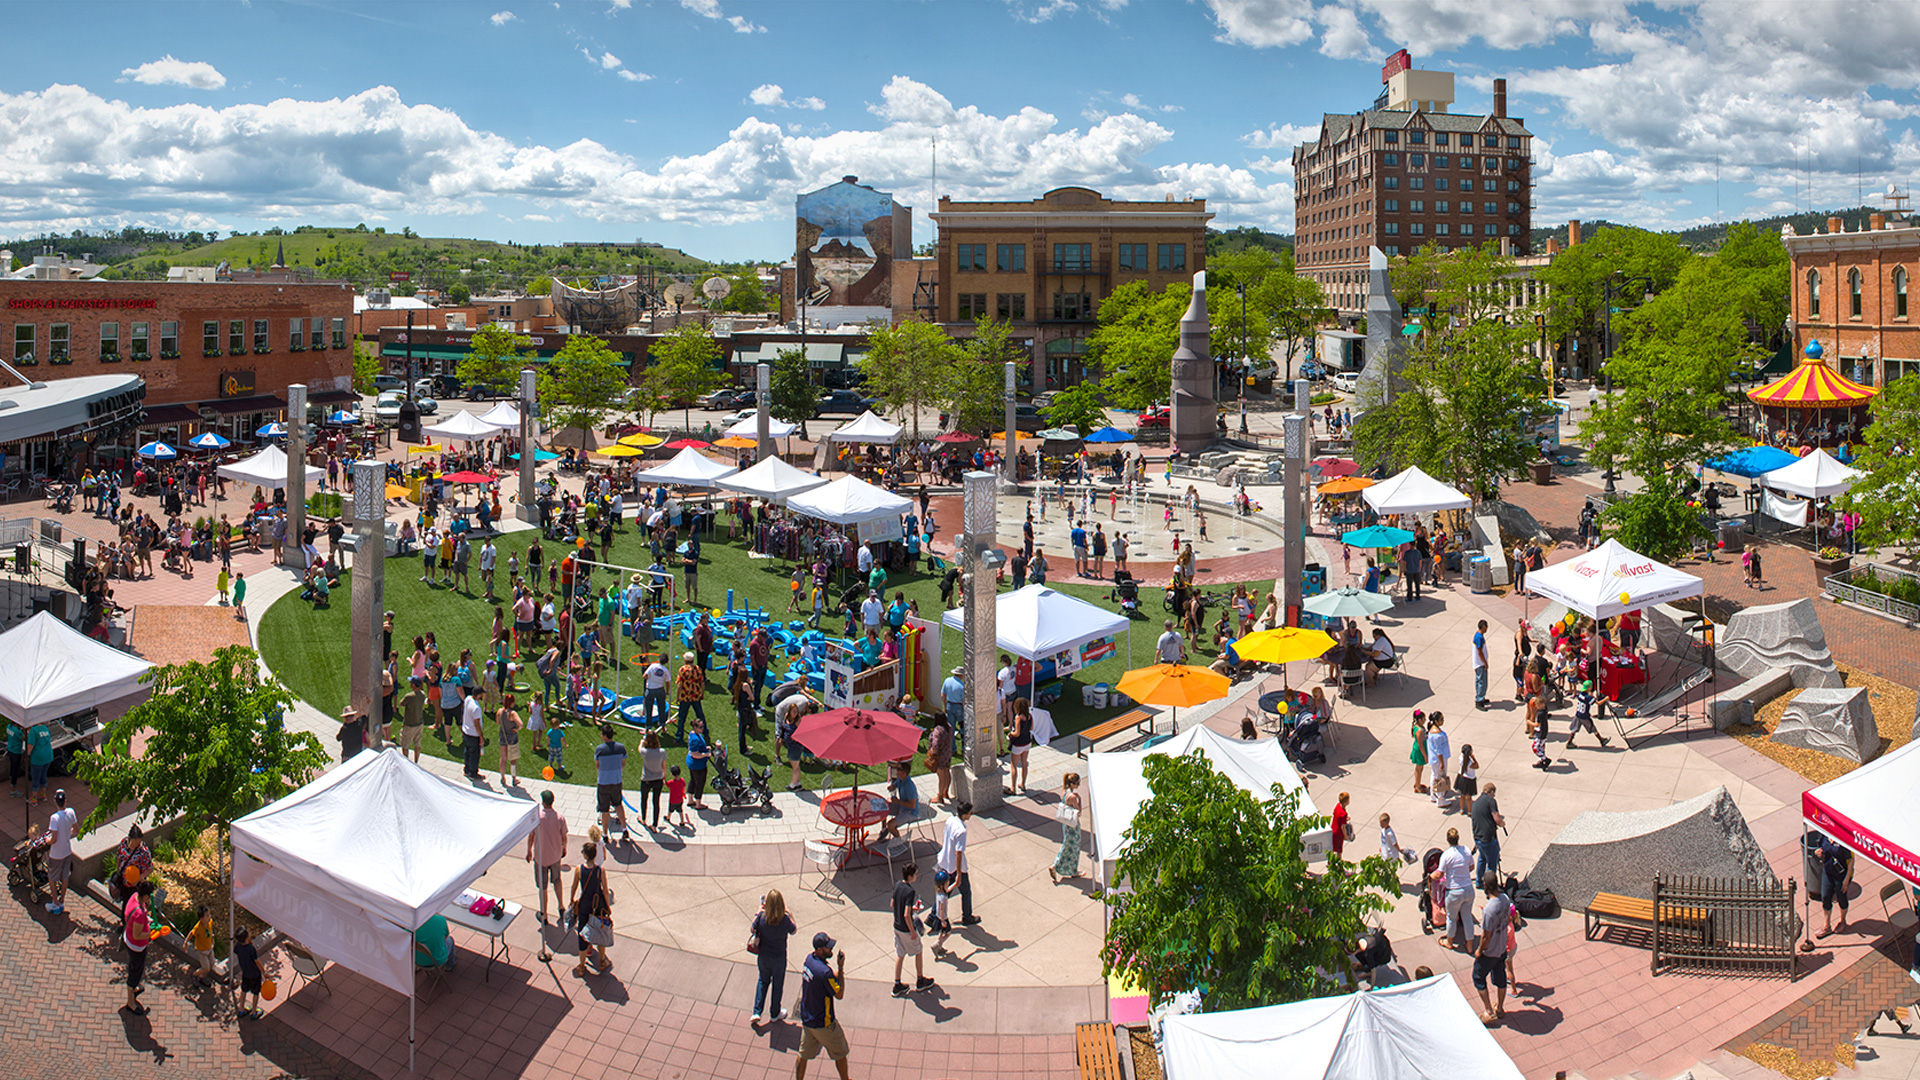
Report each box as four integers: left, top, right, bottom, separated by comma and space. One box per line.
795, 179, 896, 309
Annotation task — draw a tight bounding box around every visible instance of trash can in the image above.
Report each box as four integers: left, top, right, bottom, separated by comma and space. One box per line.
1468, 555, 1492, 594
1091, 683, 1111, 709
1529, 461, 1554, 485
1719, 519, 1745, 554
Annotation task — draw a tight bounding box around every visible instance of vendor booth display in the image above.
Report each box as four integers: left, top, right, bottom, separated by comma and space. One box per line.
0, 611, 153, 723
785, 475, 913, 540
717, 455, 828, 503
634, 446, 739, 489
827, 411, 903, 444
941, 584, 1129, 719
723, 415, 799, 440
1361, 466, 1471, 516
216, 445, 324, 491
1803, 737, 1920, 888
1761, 447, 1861, 499
1747, 339, 1876, 451
420, 410, 499, 444
1521, 538, 1704, 704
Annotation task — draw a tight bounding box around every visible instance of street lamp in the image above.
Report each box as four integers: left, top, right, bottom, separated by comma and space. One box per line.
1235, 280, 1248, 401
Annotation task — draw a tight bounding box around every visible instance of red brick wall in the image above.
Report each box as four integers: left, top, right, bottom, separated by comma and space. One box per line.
1, 280, 355, 405
1788, 228, 1920, 378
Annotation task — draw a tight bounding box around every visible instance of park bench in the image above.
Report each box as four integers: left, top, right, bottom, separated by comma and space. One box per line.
1584, 892, 1711, 946
1075, 1021, 1122, 1080
1075, 708, 1159, 757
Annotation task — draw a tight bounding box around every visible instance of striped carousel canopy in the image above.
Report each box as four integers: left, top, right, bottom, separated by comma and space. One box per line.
1747, 338, 1877, 408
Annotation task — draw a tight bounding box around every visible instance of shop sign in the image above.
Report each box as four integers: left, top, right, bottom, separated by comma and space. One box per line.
8, 297, 158, 310
219, 371, 257, 398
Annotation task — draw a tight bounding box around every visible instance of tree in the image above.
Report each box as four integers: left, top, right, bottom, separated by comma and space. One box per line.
1043, 384, 1108, 435
721, 271, 771, 314
947, 317, 1024, 436
1839, 371, 1920, 559
447, 283, 472, 306
350, 340, 382, 395
458, 323, 536, 394
1102, 751, 1399, 1011
769, 346, 816, 440
527, 275, 554, 296
538, 336, 628, 450
856, 319, 959, 442
1533, 226, 1689, 375
642, 324, 729, 432
1086, 280, 1185, 410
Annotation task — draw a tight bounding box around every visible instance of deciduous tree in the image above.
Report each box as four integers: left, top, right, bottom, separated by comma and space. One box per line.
1087, 280, 1184, 411
538, 335, 628, 450
946, 318, 1023, 436
457, 323, 536, 395
643, 324, 729, 431
769, 346, 816, 440
1839, 371, 1920, 559
856, 319, 959, 442
1042, 384, 1108, 436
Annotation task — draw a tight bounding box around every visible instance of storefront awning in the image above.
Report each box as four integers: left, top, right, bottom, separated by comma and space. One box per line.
0, 373, 146, 445
308, 389, 360, 406
139, 403, 201, 426
381, 346, 471, 363
207, 394, 286, 415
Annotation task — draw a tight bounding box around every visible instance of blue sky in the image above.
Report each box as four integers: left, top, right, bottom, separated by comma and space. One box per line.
2, 1, 1918, 261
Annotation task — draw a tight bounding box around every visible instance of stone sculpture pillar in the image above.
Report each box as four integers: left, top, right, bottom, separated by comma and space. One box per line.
1283, 413, 1307, 621
1170, 271, 1215, 456
284, 384, 307, 569
1002, 362, 1017, 489
516, 368, 539, 522
348, 459, 387, 745
953, 470, 1005, 813
756, 362, 773, 461
1354, 246, 1406, 411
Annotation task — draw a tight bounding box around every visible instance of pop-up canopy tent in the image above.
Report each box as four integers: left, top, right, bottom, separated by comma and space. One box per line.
1521, 538, 1704, 621
724, 414, 799, 440
1803, 738, 1920, 888
717, 454, 827, 503
1762, 448, 1861, 499
785, 474, 912, 524
634, 446, 739, 489
0, 611, 153, 725
1088, 725, 1326, 882
940, 584, 1129, 661
421, 410, 499, 444
1706, 444, 1800, 479
232, 749, 536, 1070
828, 410, 903, 444
475, 401, 522, 431
1361, 465, 1471, 515
1159, 975, 1526, 1080
216, 444, 324, 491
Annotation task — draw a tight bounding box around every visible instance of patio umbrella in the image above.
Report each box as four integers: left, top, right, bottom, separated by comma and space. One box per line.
1318, 477, 1375, 495
440, 470, 493, 486
594, 445, 645, 457
934, 431, 979, 444
1084, 426, 1134, 443
1233, 626, 1337, 666
136, 441, 177, 461
1313, 457, 1360, 478
254, 422, 287, 439
1340, 524, 1415, 548
1037, 428, 1082, 441
1115, 663, 1230, 731
663, 438, 711, 450
187, 432, 231, 451
792, 708, 923, 768
618, 432, 665, 448
326, 410, 359, 425
1303, 587, 1395, 619
714, 436, 757, 449
506, 449, 560, 462
384, 483, 412, 500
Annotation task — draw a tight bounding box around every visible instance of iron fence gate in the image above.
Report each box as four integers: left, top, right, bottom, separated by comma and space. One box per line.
1652, 873, 1800, 980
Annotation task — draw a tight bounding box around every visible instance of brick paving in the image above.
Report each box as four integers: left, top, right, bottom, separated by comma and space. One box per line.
1734, 923, 1920, 1063
125, 605, 252, 667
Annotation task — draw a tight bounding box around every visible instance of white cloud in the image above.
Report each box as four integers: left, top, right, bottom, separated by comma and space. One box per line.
118, 56, 226, 91
599, 51, 623, 70
749, 84, 826, 111
679, 0, 765, 33
581, 48, 649, 83
489, 10, 517, 26
1313, 5, 1371, 59
1241, 122, 1319, 150
727, 15, 765, 33
524, 213, 554, 222
1201, 0, 1316, 48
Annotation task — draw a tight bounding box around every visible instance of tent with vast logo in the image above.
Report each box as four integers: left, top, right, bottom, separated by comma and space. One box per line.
1803, 738, 1920, 889
215, 444, 324, 491
1159, 975, 1526, 1080
230, 749, 536, 1070
1518, 538, 1703, 621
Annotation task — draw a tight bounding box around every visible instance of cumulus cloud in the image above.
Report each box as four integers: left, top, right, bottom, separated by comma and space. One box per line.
118, 56, 226, 91
1241, 122, 1320, 151
749, 84, 826, 111
679, 0, 764, 32
581, 48, 649, 82
489, 10, 517, 25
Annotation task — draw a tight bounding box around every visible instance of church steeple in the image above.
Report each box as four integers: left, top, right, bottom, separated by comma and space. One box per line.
272, 240, 286, 268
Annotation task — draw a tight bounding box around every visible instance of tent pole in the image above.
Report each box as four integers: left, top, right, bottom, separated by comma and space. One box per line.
410, 988, 416, 1072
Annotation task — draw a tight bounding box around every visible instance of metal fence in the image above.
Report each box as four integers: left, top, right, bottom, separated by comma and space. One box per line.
1652, 873, 1800, 980
1824, 562, 1920, 624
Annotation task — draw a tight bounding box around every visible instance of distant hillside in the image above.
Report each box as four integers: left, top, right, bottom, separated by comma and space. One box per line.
1208, 225, 1293, 259
1530, 205, 1906, 254
1528, 219, 1634, 252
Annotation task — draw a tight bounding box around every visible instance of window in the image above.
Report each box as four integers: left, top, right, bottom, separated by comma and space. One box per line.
1461, 224, 1475, 236
1385, 245, 1402, 256
1897, 267, 1910, 317
1459, 156, 1475, 169
1434, 155, 1449, 168
1384, 222, 1400, 235
1461, 179, 1475, 192
1408, 131, 1425, 144
1508, 224, 1521, 236
1508, 158, 1522, 170
1409, 200, 1424, 212
997, 293, 1027, 320
1434, 133, 1450, 146
956, 293, 988, 320
1409, 153, 1425, 167
1052, 243, 1092, 271
1435, 178, 1449, 191
1507, 137, 1522, 149
1436, 223, 1450, 236
1507, 181, 1521, 192
1410, 223, 1425, 236
311, 319, 325, 348
49, 323, 68, 360
1501, 202, 1514, 213
203, 320, 220, 354
1384, 177, 1399, 190
253, 319, 269, 352
332, 318, 347, 349
1118, 243, 1149, 271
955, 244, 986, 272
229, 319, 245, 354
1052, 292, 1091, 320
1383, 152, 1398, 165
1807, 270, 1821, 317
159, 321, 177, 356
1383, 131, 1398, 143
1410, 177, 1425, 190
1435, 200, 1449, 212
100, 321, 119, 359
1157, 244, 1187, 271
13, 324, 32, 362
1481, 135, 1496, 147
289, 318, 305, 349
129, 321, 148, 358
996, 243, 1025, 272
1849, 268, 1863, 317
1383, 199, 1398, 212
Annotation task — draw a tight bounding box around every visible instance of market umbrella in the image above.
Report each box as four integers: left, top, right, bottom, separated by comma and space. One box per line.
254, 422, 287, 439
440, 470, 493, 486
1313, 457, 1360, 478
1303, 587, 1395, 619
1037, 427, 1081, 441
793, 708, 923, 770
384, 483, 411, 500
326, 410, 359, 425
1115, 663, 1230, 732
506, 449, 560, 462
1340, 524, 1415, 548
1233, 626, 1338, 666
1084, 426, 1134, 443
714, 436, 757, 449
935, 431, 979, 444
663, 438, 711, 450
187, 432, 231, 451
991, 432, 1042, 442
618, 432, 665, 448
1318, 476, 1375, 495
137, 441, 177, 461
594, 445, 645, 458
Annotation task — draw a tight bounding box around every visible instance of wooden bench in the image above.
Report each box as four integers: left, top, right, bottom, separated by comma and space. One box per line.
1075, 708, 1158, 757
1584, 892, 1711, 946
1075, 1021, 1123, 1080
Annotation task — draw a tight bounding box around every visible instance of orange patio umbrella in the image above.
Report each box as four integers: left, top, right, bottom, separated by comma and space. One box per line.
1115, 663, 1230, 733
1317, 476, 1375, 495
714, 436, 758, 449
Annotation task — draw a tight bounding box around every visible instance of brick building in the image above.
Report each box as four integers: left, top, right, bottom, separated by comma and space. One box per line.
3, 279, 357, 462
929, 187, 1211, 393
1292, 54, 1534, 322
1785, 211, 1920, 385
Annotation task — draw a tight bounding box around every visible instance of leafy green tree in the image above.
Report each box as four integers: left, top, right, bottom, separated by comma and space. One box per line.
538, 335, 629, 450
721, 272, 771, 314
769, 346, 816, 440
947, 317, 1024, 436
350, 340, 383, 395
1043, 384, 1108, 435
643, 324, 729, 431
1534, 226, 1689, 374
1839, 372, 1920, 559
1087, 280, 1185, 411
447, 283, 472, 306
458, 323, 536, 394
527, 275, 554, 296
856, 319, 959, 441
1261, 253, 1334, 384
1102, 751, 1399, 1011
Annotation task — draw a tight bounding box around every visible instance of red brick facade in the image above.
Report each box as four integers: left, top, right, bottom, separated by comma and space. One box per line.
1786, 215, 1920, 384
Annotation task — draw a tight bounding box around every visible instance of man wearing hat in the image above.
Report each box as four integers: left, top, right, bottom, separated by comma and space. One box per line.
795, 931, 851, 1079
941, 665, 966, 757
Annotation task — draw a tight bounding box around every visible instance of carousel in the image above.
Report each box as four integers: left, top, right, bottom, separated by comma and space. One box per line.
1746, 339, 1877, 458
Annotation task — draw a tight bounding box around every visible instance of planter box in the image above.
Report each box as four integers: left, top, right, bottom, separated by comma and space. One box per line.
1814, 555, 1851, 578
1529, 460, 1554, 485
1825, 562, 1920, 623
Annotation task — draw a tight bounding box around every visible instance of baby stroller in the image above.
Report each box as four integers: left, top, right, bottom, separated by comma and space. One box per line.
709, 743, 774, 815
1417, 847, 1444, 934
1283, 715, 1325, 768
8, 828, 52, 902
1108, 572, 1142, 619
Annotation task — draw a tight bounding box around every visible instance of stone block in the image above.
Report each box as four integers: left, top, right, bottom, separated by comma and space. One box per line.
1719, 599, 1843, 688
1485, 499, 1554, 545
1643, 603, 1712, 658
1525, 786, 1777, 911
1708, 667, 1790, 731
1774, 686, 1879, 763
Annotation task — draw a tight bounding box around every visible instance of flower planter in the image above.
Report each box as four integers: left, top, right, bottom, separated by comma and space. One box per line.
1813, 555, 1851, 578
1529, 461, 1553, 485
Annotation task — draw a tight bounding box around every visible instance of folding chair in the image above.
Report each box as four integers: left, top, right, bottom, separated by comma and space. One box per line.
286, 945, 332, 1007
1881, 879, 1917, 926
1339, 667, 1366, 704
802, 838, 848, 902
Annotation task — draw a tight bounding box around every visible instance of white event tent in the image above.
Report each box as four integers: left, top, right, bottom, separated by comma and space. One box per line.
1361, 466, 1472, 515
1160, 975, 1526, 1080
828, 410, 903, 444
717, 454, 827, 503
216, 444, 324, 491
0, 611, 153, 725
1804, 738, 1920, 888
785, 474, 912, 524
634, 446, 739, 489
1521, 538, 1704, 621
940, 584, 1129, 661
724, 414, 799, 440
1088, 725, 1327, 882
421, 410, 500, 444
232, 749, 536, 1070
1762, 448, 1861, 499
475, 401, 522, 431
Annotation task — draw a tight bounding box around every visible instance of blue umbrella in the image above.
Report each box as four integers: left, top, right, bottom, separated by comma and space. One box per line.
1705, 445, 1798, 478
326, 410, 359, 425
1085, 425, 1135, 443
255, 421, 287, 438
187, 431, 231, 450
1340, 524, 1416, 548
507, 449, 560, 462
136, 441, 177, 461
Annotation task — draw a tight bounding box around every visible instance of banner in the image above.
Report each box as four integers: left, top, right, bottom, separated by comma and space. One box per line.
1762, 488, 1809, 528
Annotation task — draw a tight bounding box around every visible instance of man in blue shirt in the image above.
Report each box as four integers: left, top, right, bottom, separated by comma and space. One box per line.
941, 666, 966, 756
594, 724, 630, 842
796, 932, 850, 1079
1070, 522, 1087, 577
1471, 619, 1490, 710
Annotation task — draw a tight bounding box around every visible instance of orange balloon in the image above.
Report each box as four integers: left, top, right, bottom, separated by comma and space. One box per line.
542, 766, 555, 781
152, 925, 171, 938
123, 865, 142, 885
261, 978, 277, 1001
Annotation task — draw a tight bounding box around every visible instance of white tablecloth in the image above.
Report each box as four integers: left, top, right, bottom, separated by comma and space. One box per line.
1031, 706, 1059, 746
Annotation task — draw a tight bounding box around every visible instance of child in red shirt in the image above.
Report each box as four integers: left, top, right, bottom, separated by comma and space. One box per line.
667, 766, 690, 830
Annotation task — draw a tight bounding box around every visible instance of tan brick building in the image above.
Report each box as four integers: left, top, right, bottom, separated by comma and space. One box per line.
1785, 212, 1920, 385
929, 187, 1211, 394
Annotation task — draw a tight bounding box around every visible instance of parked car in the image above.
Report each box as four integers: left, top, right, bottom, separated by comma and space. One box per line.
1030, 391, 1058, 409
1297, 360, 1326, 382
729, 390, 760, 409
723, 408, 758, 425
815, 391, 878, 416
1135, 404, 1171, 430
1327, 371, 1359, 394
465, 383, 508, 401
372, 374, 404, 393
1012, 403, 1045, 432
374, 391, 437, 422
702, 389, 739, 409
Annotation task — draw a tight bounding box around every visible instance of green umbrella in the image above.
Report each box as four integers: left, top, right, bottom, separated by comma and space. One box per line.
1037, 428, 1081, 441
1303, 587, 1395, 619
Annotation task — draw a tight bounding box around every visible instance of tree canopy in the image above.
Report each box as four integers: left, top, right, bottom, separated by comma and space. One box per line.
855, 319, 959, 441
457, 323, 536, 393
1042, 384, 1108, 436
1839, 371, 1920, 559
538, 335, 629, 449
945, 318, 1024, 436
1086, 280, 1185, 411
768, 346, 816, 439
643, 324, 728, 430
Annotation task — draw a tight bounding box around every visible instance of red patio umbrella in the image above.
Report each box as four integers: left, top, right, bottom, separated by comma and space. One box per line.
1313, 458, 1360, 478
935, 431, 979, 444
793, 708, 923, 767
440, 470, 494, 485
662, 438, 711, 450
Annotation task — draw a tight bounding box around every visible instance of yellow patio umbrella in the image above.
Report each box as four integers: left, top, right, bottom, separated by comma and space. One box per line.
1233, 626, 1337, 666
1316, 476, 1375, 494
990, 432, 1041, 443
1115, 663, 1230, 732
384, 483, 412, 500
714, 436, 757, 449
595, 444, 645, 457
408, 444, 442, 455
617, 432, 664, 448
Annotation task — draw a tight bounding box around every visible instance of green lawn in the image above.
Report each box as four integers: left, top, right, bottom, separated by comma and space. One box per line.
257, 517, 1259, 781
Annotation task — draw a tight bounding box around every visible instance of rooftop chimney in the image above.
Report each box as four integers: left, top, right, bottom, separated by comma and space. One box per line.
1546, 236, 1560, 255
1493, 79, 1507, 119
1829, 216, 1844, 234
1568, 220, 1582, 247
1871, 213, 1886, 230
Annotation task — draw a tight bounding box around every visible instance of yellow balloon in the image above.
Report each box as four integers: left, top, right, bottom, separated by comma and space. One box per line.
1276, 702, 1288, 714
1618, 591, 1631, 604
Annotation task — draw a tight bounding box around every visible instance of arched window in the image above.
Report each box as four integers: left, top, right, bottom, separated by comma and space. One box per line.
1849, 268, 1863, 318
1808, 270, 1821, 318
1896, 267, 1909, 319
